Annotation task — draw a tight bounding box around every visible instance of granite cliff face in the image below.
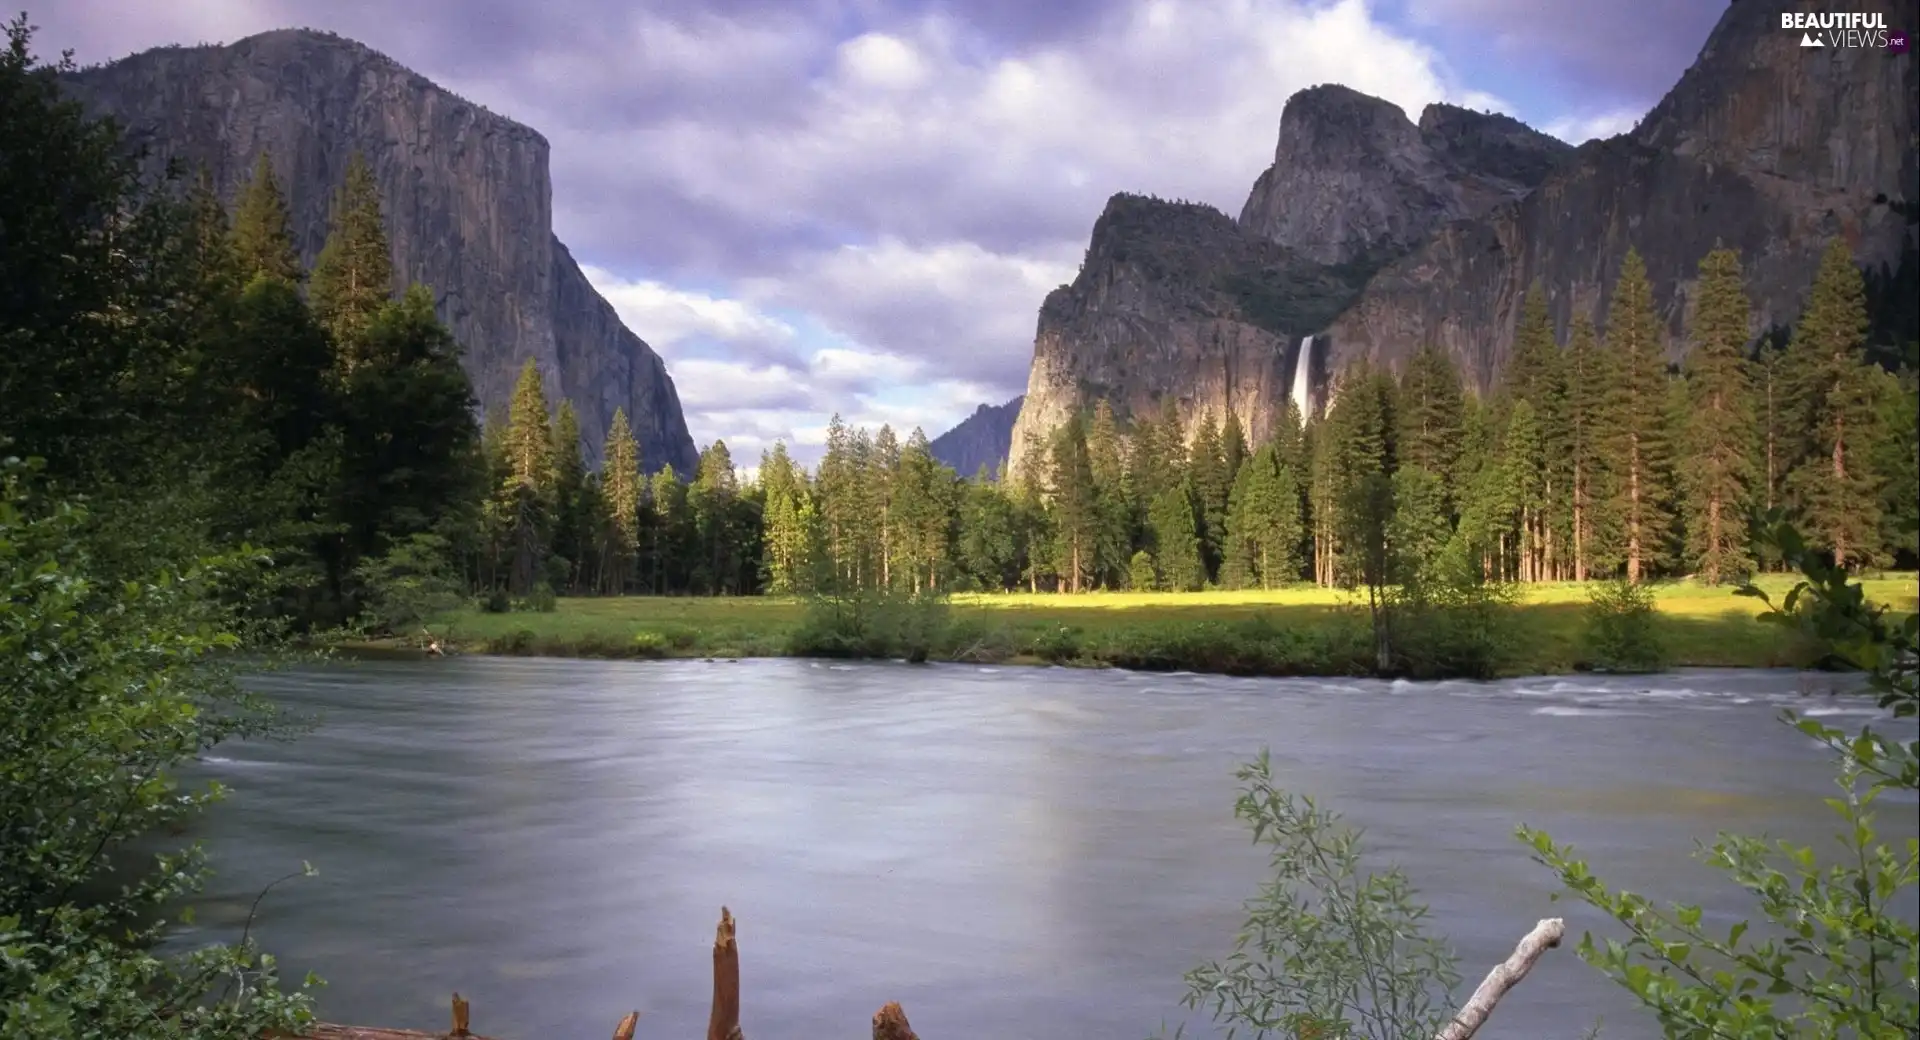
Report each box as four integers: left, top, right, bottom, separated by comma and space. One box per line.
1238, 86, 1570, 266
1324, 0, 1919, 389
929, 396, 1023, 478
63, 29, 698, 473
1007, 88, 1568, 477
1006, 195, 1369, 477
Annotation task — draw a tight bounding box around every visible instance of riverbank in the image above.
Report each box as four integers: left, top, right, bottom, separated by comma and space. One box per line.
392, 575, 1919, 677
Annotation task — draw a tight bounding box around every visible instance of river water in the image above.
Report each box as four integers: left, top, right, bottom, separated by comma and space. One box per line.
171, 659, 1916, 1039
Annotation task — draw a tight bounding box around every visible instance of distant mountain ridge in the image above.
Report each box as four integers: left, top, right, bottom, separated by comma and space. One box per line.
62, 28, 699, 474
930, 397, 1023, 477
1006, 0, 1919, 480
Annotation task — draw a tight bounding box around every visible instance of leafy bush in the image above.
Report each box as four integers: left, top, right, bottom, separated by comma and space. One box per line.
0, 457, 317, 1038
1581, 578, 1668, 672
1390, 569, 1521, 680
631, 630, 671, 658
518, 581, 558, 613
786, 580, 950, 661
1173, 752, 1463, 1040
351, 532, 464, 635
1522, 514, 1918, 1038
1129, 550, 1158, 592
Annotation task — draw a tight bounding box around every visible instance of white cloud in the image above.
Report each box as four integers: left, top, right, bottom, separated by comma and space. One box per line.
1543, 108, 1643, 144
581, 265, 798, 358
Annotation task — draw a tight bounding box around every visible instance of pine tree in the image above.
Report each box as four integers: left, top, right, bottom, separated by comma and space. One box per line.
230, 151, 302, 283
1307, 419, 1340, 586
1679, 247, 1759, 583
757, 442, 809, 594
1562, 313, 1611, 581
1872, 362, 1919, 565
1598, 248, 1673, 582
500, 359, 555, 595
336, 284, 480, 564
1221, 459, 1260, 589
1783, 238, 1885, 568
816, 415, 856, 584
1396, 345, 1466, 508
549, 402, 588, 591
1048, 414, 1099, 592
601, 408, 642, 592
958, 472, 1018, 590
1087, 401, 1133, 587
1221, 410, 1250, 479
1240, 444, 1304, 587
646, 465, 690, 594
309, 151, 393, 359
1501, 283, 1566, 581
1189, 410, 1231, 580
871, 424, 900, 588
690, 440, 740, 593
1149, 481, 1203, 591
1388, 465, 1450, 586
1496, 398, 1543, 583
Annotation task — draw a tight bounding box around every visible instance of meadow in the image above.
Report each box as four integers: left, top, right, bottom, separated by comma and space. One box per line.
425, 573, 1920, 678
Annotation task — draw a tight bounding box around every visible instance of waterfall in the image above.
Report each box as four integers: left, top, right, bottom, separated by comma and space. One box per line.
1290, 334, 1316, 418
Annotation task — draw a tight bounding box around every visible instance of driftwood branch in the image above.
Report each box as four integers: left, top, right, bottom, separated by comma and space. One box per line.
1434, 917, 1565, 1040
708, 906, 744, 1040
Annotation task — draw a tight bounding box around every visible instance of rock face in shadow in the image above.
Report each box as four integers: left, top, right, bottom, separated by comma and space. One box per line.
1323, 0, 1919, 390
929, 396, 1024, 478
62, 29, 698, 473
1006, 195, 1373, 479
1007, 89, 1568, 478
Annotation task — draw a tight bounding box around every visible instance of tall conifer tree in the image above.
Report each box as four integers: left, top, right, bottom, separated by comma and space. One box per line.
1597, 248, 1673, 581
230, 151, 303, 283
1678, 247, 1759, 583
1782, 238, 1885, 567
309, 151, 393, 358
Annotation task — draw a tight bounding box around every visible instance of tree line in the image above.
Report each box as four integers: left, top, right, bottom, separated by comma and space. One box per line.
506, 242, 1914, 605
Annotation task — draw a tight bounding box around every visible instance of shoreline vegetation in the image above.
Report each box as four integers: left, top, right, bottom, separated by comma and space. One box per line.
373, 573, 1920, 678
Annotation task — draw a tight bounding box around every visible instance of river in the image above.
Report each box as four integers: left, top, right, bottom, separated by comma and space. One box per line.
170, 658, 1917, 1039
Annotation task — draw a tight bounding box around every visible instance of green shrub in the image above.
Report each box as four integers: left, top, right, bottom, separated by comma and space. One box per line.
351, 532, 464, 636
631, 630, 671, 658
1581, 578, 1668, 672
1175, 752, 1462, 1040
1129, 550, 1157, 591
786, 581, 949, 661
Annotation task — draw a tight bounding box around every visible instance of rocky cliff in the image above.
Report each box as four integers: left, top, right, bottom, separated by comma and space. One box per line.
1005, 195, 1375, 477
1238, 86, 1571, 266
1008, 87, 1569, 477
62, 29, 698, 474
1323, 0, 1918, 389
929, 396, 1023, 477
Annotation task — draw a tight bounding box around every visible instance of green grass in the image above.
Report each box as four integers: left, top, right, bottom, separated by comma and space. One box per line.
419, 573, 1920, 678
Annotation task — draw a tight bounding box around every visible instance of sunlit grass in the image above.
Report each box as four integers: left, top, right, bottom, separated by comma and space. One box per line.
423, 572, 1918, 677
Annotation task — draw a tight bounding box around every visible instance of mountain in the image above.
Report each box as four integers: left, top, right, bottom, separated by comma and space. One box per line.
929, 396, 1024, 477
1007, 0, 1918, 480
61, 29, 699, 474
1323, 0, 1917, 389
1007, 89, 1569, 477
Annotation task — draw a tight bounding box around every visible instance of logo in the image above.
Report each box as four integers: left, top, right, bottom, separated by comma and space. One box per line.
1781, 10, 1899, 48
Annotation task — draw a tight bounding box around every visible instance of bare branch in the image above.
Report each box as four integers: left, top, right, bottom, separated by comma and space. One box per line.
1435, 917, 1565, 1040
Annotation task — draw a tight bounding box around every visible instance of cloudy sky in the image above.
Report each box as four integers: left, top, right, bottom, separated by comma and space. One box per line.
41, 0, 1724, 465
